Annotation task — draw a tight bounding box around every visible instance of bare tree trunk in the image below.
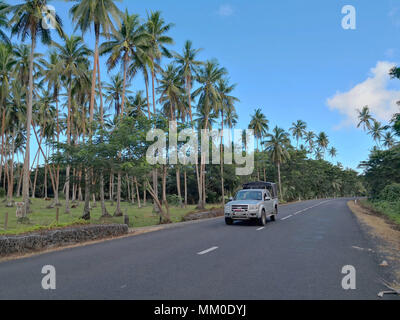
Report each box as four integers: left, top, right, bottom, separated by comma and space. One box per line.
6, 129, 15, 207
44, 165, 48, 199
32, 151, 40, 198
82, 169, 91, 220
135, 177, 141, 208
162, 165, 170, 219
114, 172, 123, 216
277, 162, 283, 200
22, 34, 36, 218
176, 166, 183, 208
100, 171, 110, 217
109, 172, 113, 202
184, 169, 187, 207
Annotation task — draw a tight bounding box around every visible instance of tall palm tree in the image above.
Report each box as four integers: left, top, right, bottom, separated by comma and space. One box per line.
382, 131, 395, 149
357, 106, 373, 131
0, 1, 10, 45
145, 11, 174, 115
328, 147, 337, 159
70, 0, 122, 127
216, 78, 238, 205
127, 91, 147, 118
249, 108, 269, 151
6, 0, 63, 217
52, 34, 91, 213
264, 126, 291, 199
157, 63, 185, 213
368, 120, 383, 147
100, 10, 147, 116
289, 120, 307, 149
0, 43, 15, 189
304, 131, 316, 154
193, 59, 226, 208
174, 40, 203, 123
42, 50, 63, 207
316, 132, 329, 158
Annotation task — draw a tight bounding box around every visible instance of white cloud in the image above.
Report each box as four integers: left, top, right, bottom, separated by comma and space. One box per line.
218, 4, 234, 17
327, 61, 400, 128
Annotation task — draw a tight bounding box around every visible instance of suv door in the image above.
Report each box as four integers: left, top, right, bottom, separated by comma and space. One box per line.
264, 190, 274, 214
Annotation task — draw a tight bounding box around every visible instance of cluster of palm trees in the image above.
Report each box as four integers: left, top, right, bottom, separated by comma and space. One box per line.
357, 106, 398, 149
0, 0, 350, 222
247, 109, 338, 196
0, 0, 244, 218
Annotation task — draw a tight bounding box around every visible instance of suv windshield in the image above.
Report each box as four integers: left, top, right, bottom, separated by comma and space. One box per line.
235, 191, 262, 201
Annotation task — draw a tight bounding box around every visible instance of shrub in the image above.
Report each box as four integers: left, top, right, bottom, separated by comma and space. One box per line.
0, 188, 5, 198
166, 194, 182, 206
379, 183, 400, 202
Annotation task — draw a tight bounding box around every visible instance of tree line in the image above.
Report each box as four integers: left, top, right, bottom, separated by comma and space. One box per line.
0, 0, 369, 224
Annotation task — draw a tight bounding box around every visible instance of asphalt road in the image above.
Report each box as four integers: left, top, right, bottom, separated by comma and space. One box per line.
0, 198, 397, 300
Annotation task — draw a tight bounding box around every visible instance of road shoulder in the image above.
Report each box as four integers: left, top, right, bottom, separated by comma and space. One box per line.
348, 200, 400, 289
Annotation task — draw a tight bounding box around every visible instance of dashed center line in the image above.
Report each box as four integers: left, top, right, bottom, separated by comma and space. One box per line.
256, 227, 265, 231
281, 200, 331, 221
197, 246, 218, 255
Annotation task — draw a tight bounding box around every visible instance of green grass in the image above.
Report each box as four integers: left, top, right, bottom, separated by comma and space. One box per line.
0, 197, 219, 236
361, 199, 400, 225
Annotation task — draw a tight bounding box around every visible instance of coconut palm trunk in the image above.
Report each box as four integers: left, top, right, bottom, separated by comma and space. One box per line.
277, 161, 282, 200
21, 30, 36, 218
65, 82, 73, 213
96, 56, 110, 217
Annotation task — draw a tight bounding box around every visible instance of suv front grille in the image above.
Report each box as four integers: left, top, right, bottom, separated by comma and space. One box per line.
232, 205, 248, 211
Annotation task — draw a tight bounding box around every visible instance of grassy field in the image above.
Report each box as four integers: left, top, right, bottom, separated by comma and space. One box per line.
360, 199, 400, 225
0, 197, 219, 235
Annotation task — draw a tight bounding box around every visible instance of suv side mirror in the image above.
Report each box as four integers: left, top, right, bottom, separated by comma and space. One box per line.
229, 197, 233, 202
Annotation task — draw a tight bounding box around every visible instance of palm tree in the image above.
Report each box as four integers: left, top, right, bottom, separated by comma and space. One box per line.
0, 43, 16, 191
382, 131, 395, 149
328, 147, 337, 159
357, 106, 373, 131
304, 131, 316, 154
145, 11, 174, 115
157, 63, 185, 211
368, 120, 383, 147
316, 132, 329, 158
52, 34, 91, 213
216, 78, 238, 205
0, 1, 10, 45
42, 50, 63, 207
174, 40, 203, 123
100, 10, 147, 116
7, 0, 63, 217
70, 0, 122, 127
289, 120, 307, 149
193, 59, 226, 208
127, 91, 147, 118
264, 126, 291, 199
249, 108, 269, 151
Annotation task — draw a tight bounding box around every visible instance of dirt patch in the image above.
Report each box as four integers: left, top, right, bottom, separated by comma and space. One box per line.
348, 200, 400, 285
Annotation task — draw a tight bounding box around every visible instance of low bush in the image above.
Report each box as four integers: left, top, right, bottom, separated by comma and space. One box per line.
379, 183, 400, 202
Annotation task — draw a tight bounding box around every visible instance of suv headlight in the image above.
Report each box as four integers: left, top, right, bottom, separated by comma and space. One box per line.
249, 205, 258, 211
225, 205, 231, 212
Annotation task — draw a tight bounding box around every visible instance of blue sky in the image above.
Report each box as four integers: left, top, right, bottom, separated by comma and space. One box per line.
9, 0, 400, 170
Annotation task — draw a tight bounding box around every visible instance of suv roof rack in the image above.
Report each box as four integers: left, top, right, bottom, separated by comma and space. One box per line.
242, 181, 276, 189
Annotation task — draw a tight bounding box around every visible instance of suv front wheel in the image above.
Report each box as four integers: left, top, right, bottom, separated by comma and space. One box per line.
225, 217, 233, 225
258, 210, 266, 226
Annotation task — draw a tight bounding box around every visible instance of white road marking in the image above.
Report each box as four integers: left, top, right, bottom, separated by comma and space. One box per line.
197, 246, 218, 255
281, 200, 332, 220
256, 227, 265, 231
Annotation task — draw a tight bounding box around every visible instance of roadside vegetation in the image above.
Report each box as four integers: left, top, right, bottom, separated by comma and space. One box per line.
0, 0, 387, 235
356, 67, 400, 225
